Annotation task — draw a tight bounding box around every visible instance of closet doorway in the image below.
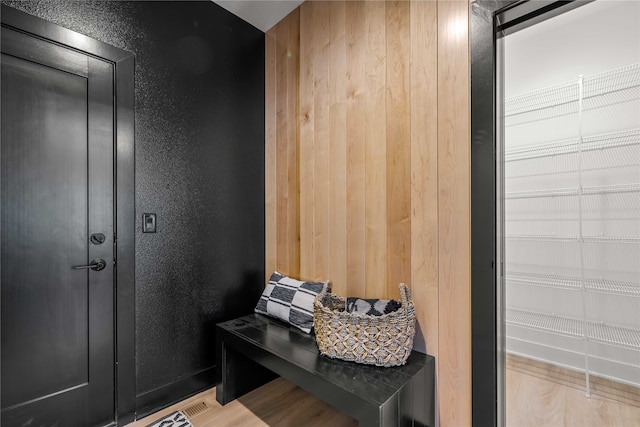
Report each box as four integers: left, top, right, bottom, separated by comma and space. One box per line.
498, 1, 639, 425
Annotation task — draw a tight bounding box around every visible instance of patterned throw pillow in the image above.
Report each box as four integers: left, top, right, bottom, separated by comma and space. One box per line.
345, 298, 401, 316
255, 271, 328, 333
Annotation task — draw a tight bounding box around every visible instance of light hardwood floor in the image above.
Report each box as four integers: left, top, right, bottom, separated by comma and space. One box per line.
125, 378, 356, 427
506, 355, 640, 427
127, 356, 639, 427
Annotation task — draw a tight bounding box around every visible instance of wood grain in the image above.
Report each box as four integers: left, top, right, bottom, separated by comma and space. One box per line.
265, 1, 473, 423
125, 379, 357, 427
437, 0, 471, 426
345, 1, 366, 297
506, 359, 640, 427
126, 370, 640, 427
328, 1, 348, 295
507, 354, 640, 409
274, 13, 300, 277
311, 2, 330, 282
263, 4, 640, 425
274, 17, 288, 275
299, 1, 315, 280
409, 2, 440, 417
409, 0, 439, 359
286, 9, 300, 278
386, 1, 412, 299
364, 0, 388, 299
265, 28, 277, 283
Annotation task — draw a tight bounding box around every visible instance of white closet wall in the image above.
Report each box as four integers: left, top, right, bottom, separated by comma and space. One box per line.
503, 0, 640, 389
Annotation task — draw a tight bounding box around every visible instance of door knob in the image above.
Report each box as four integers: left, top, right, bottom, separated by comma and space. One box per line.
73, 259, 106, 271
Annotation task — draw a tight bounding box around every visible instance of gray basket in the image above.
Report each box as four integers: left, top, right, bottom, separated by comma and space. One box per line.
313, 283, 416, 367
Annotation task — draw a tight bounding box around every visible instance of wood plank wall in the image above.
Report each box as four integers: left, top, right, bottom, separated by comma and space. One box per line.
265, 1, 471, 425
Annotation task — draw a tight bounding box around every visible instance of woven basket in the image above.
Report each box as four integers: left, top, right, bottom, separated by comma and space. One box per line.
313, 283, 416, 367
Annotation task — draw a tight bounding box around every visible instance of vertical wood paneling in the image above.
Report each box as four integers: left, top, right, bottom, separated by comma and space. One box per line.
410, 3, 440, 422
409, 0, 439, 358
386, 1, 412, 298
364, 0, 388, 299
328, 2, 348, 294
312, 2, 330, 281
286, 9, 301, 277
265, 28, 277, 283
438, 0, 471, 426
272, 11, 300, 277
299, 2, 315, 280
266, 1, 472, 423
345, 1, 366, 297
274, 18, 289, 275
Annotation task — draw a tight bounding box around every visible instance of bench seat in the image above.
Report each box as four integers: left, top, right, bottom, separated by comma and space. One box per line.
216, 313, 435, 427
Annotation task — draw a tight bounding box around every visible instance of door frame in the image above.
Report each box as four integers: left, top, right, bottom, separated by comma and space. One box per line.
470, 1, 595, 426
1, 5, 136, 425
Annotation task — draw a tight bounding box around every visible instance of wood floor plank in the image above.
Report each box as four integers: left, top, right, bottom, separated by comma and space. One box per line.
506, 368, 640, 427
127, 364, 639, 427
507, 353, 640, 408
125, 378, 356, 427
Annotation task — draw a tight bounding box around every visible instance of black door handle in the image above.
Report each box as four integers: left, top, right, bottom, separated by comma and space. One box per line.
73, 259, 106, 271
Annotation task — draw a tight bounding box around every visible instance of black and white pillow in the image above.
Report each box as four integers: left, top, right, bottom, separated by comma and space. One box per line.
345, 298, 401, 316
255, 271, 328, 333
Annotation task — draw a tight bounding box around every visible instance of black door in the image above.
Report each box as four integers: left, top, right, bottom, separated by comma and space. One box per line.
1, 26, 115, 427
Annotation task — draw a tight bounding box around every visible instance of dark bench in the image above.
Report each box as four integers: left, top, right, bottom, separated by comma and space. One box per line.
216, 313, 435, 427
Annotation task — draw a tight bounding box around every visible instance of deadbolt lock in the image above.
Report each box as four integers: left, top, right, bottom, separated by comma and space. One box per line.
90, 233, 106, 244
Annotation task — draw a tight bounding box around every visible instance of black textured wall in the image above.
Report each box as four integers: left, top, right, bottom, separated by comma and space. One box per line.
1, 0, 265, 416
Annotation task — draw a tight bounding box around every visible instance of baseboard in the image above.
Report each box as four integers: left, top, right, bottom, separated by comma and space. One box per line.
134, 366, 217, 420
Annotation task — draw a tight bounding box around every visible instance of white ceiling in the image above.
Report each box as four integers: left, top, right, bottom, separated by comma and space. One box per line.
213, 0, 304, 32
504, 0, 640, 96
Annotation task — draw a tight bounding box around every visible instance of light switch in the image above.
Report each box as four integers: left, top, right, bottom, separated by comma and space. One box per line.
143, 213, 156, 233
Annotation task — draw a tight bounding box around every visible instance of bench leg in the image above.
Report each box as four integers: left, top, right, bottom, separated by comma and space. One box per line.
216, 340, 278, 405
357, 412, 381, 427
356, 359, 435, 427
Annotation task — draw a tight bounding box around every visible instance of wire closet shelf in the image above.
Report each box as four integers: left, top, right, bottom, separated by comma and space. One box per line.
503, 62, 640, 392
